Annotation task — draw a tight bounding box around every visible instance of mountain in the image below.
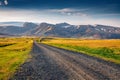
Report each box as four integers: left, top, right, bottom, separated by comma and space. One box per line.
55, 22, 71, 28
0, 22, 24, 26
0, 22, 120, 39
23, 22, 54, 36
0, 33, 13, 37
0, 22, 38, 35
29, 23, 120, 39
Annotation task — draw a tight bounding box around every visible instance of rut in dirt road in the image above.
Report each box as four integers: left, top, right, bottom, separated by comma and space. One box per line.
11, 42, 120, 80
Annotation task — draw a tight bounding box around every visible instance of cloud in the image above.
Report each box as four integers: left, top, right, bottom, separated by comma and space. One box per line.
0, 8, 120, 27
0, 0, 8, 6
0, 1, 2, 5
4, 0, 8, 5
101, 13, 120, 16
47, 8, 88, 17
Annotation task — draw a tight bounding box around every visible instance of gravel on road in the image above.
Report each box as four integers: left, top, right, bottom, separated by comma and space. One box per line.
11, 42, 120, 80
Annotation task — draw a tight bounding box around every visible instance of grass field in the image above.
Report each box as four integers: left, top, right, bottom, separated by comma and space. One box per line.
0, 38, 33, 80
42, 38, 120, 64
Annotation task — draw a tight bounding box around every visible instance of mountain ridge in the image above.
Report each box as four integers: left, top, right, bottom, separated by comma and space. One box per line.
0, 22, 120, 39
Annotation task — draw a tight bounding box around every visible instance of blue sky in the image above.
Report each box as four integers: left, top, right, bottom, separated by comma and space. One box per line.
0, 0, 120, 26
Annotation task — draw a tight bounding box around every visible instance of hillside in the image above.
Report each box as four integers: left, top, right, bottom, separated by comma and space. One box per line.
0, 22, 120, 39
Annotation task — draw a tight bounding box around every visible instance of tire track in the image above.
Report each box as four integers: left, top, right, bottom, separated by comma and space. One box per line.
11, 42, 120, 80
42, 44, 120, 80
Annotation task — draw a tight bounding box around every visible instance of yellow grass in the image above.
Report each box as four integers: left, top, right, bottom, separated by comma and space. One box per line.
43, 38, 120, 64
0, 38, 33, 80
44, 38, 120, 48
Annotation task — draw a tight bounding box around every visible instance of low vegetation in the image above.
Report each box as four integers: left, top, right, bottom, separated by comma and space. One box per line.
0, 38, 33, 80
42, 38, 120, 64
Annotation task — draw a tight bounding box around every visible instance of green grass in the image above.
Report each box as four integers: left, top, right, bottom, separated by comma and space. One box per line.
0, 38, 33, 80
42, 38, 120, 64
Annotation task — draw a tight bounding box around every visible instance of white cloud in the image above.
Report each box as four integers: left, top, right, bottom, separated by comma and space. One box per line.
0, 1, 2, 5
48, 8, 74, 13
0, 0, 8, 5
0, 8, 120, 27
47, 8, 88, 17
4, 0, 8, 5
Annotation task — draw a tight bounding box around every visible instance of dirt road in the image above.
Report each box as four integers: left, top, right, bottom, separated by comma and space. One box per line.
11, 42, 120, 80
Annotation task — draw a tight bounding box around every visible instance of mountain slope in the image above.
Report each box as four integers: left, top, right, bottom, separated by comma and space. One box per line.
44, 24, 120, 39
0, 22, 38, 35
0, 22, 120, 39
24, 23, 54, 36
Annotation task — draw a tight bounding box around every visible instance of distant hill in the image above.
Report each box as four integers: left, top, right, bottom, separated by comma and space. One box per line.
0, 22, 24, 26
0, 22, 120, 39
0, 22, 38, 35
0, 33, 13, 37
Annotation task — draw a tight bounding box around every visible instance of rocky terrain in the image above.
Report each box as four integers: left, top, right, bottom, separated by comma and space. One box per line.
0, 22, 120, 39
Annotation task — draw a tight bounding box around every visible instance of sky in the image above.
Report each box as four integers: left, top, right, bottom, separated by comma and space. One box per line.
0, 0, 120, 27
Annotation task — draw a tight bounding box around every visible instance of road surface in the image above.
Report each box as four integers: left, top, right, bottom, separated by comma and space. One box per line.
11, 42, 120, 80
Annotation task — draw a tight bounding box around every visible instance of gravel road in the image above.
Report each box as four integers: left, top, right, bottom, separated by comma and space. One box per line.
11, 41, 120, 80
